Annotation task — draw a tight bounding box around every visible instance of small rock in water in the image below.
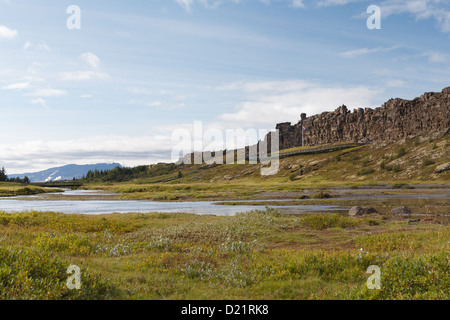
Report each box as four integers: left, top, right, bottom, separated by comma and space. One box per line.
348, 206, 378, 216
391, 206, 412, 217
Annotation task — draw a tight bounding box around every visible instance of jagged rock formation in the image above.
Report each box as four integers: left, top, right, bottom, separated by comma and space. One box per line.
273, 87, 450, 150
179, 87, 449, 163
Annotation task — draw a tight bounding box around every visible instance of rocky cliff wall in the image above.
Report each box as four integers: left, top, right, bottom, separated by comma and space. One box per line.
273, 86, 450, 150
179, 87, 450, 163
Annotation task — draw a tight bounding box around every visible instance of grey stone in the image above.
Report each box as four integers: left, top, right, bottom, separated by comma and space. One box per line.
391, 206, 412, 217
435, 162, 450, 174
182, 86, 450, 162
348, 206, 379, 216
265, 87, 450, 150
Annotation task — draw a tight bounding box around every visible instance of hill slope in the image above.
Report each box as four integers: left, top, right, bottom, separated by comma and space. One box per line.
81, 132, 449, 204
175, 132, 450, 185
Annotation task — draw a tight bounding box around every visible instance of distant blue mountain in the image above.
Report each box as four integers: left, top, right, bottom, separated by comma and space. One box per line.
10, 163, 122, 182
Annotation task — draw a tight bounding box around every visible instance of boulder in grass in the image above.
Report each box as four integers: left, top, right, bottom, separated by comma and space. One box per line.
348, 206, 379, 217
390, 206, 412, 217
435, 162, 450, 174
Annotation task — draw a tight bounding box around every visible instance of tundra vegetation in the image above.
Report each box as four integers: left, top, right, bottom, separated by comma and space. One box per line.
77, 133, 449, 201
0, 133, 448, 300
0, 182, 62, 197
0, 208, 448, 300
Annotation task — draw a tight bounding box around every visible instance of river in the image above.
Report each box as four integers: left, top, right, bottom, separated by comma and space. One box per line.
0, 188, 448, 218
0, 189, 348, 216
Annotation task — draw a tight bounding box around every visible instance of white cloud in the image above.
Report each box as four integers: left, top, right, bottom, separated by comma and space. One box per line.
218, 79, 312, 92
316, 0, 364, 7
26, 88, 66, 97
380, 0, 450, 34
159, 89, 175, 95
422, 51, 448, 63
290, 0, 305, 8
339, 48, 374, 58
27, 62, 45, 74
1, 81, 31, 90
340, 46, 399, 58
61, 52, 108, 81
30, 98, 50, 111
36, 42, 50, 51
0, 25, 17, 39
60, 70, 109, 81
342, 0, 450, 34
386, 79, 405, 87
217, 80, 382, 127
23, 40, 32, 51
0, 80, 385, 173
176, 0, 194, 13
0, 135, 175, 173
128, 99, 164, 107
198, 0, 224, 9
128, 87, 152, 95
175, 0, 306, 13
147, 101, 163, 107
81, 52, 101, 70
23, 41, 51, 52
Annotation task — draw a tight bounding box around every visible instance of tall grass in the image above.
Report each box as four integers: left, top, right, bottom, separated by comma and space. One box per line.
300, 214, 360, 230
0, 208, 448, 300
0, 247, 117, 299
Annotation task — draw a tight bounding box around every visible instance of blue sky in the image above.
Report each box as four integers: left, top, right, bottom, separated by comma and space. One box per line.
1, 0, 449, 173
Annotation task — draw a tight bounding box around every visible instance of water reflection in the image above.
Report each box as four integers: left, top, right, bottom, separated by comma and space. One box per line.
0, 198, 348, 216
0, 189, 447, 218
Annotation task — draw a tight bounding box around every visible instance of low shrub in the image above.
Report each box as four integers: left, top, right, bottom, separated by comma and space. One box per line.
301, 214, 360, 231
396, 147, 407, 158
357, 168, 376, 176
313, 191, 332, 199
352, 252, 450, 300
0, 247, 117, 299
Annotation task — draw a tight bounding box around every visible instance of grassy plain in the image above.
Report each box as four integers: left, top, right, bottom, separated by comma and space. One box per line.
0, 182, 62, 197
79, 133, 449, 201
0, 208, 448, 300
0, 133, 448, 300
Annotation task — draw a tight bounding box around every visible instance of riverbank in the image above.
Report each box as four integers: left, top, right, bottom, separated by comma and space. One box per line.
79, 181, 450, 202
0, 208, 448, 299
76, 132, 449, 201
0, 182, 63, 197
2, 185, 448, 220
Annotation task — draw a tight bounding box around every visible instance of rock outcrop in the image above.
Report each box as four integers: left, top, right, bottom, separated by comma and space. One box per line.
179, 87, 449, 163
271, 87, 450, 150
348, 206, 379, 216
390, 207, 412, 217
435, 162, 450, 174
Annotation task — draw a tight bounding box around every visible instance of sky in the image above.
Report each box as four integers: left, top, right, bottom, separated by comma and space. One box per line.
1, 0, 449, 174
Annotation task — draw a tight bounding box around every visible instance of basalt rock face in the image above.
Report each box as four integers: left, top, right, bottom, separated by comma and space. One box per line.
178, 87, 449, 163
272, 87, 450, 150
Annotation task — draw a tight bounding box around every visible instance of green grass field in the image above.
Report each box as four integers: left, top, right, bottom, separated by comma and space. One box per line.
78, 133, 449, 201
1, 208, 448, 300
0, 134, 448, 300
0, 182, 62, 197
